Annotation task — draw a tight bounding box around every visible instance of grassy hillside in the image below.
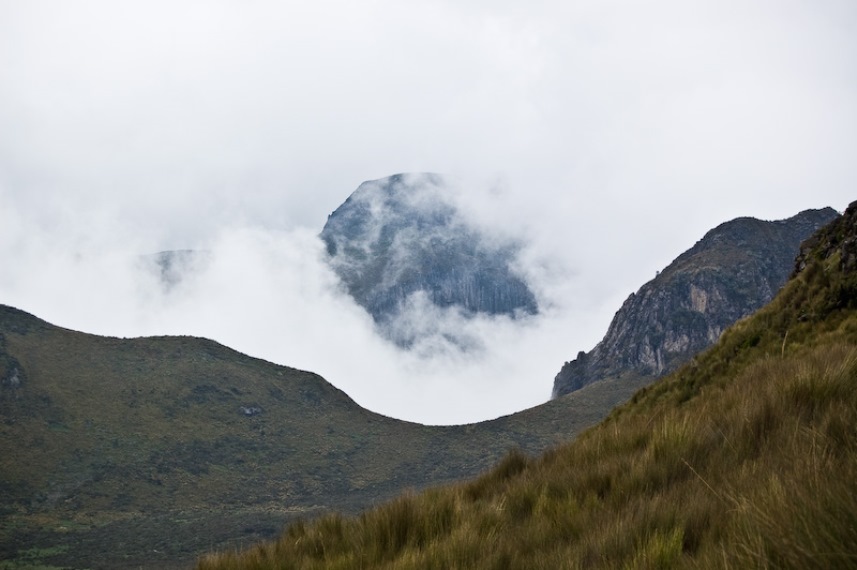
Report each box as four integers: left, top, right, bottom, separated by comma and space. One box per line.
0, 305, 639, 570
196, 204, 857, 569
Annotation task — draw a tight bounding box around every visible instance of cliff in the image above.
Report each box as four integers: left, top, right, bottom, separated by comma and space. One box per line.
552, 207, 839, 397
320, 173, 537, 345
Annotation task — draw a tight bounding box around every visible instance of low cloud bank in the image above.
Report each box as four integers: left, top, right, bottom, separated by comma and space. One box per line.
0, 201, 615, 424
1, 0, 854, 422
2, 182, 853, 424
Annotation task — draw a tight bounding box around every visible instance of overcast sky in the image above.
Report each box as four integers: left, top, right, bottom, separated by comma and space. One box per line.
1, 0, 855, 424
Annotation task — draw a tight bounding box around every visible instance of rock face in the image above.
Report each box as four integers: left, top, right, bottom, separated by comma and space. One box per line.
552, 207, 839, 398
320, 173, 537, 343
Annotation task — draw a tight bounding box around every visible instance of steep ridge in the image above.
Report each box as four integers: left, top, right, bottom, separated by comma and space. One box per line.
553, 207, 838, 397
196, 204, 857, 569
320, 173, 537, 345
0, 305, 609, 570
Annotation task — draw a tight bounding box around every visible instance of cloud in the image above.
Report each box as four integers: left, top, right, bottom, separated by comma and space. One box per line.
0, 209, 604, 424
1, 0, 855, 423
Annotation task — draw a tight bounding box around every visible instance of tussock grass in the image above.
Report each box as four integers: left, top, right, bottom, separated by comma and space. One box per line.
198, 212, 857, 569
199, 341, 857, 569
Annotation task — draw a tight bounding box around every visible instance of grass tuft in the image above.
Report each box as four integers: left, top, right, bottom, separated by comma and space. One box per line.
196, 207, 857, 569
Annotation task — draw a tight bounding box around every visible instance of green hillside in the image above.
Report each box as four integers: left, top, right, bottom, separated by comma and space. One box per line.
0, 307, 635, 569
196, 203, 857, 569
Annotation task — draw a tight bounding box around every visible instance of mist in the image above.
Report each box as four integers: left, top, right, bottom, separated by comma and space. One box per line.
1, 0, 855, 423
0, 207, 611, 424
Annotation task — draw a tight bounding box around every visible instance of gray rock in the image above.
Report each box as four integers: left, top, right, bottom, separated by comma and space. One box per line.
239, 406, 262, 417
321, 173, 538, 346
552, 207, 839, 398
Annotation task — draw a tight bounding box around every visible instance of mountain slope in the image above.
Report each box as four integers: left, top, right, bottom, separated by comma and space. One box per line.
320, 173, 537, 346
0, 305, 616, 570
197, 204, 857, 569
553, 207, 838, 397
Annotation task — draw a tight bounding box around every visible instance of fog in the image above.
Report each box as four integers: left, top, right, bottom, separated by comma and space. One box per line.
1, 0, 855, 423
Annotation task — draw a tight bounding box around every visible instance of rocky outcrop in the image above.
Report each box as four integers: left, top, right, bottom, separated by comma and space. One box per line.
321, 173, 537, 344
552, 207, 839, 398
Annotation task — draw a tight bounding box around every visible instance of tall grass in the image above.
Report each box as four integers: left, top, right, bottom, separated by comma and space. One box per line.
197, 213, 857, 569
197, 339, 857, 569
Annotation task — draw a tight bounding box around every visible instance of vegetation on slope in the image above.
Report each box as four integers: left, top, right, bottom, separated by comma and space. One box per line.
0, 305, 620, 569
197, 203, 857, 569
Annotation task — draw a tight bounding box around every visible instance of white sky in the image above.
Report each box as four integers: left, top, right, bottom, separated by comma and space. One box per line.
1, 0, 855, 424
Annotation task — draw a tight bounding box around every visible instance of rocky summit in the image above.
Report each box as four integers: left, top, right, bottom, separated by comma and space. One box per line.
552, 207, 839, 398
320, 173, 538, 346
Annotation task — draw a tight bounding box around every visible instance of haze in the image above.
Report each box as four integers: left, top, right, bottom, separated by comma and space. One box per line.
1, 0, 855, 424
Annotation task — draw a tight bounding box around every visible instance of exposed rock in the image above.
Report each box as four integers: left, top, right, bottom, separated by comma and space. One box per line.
552, 207, 839, 398
239, 405, 263, 417
320, 173, 537, 345
6, 368, 20, 388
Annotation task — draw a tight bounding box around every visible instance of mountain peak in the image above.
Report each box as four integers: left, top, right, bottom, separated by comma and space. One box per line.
320, 174, 538, 347
552, 207, 839, 398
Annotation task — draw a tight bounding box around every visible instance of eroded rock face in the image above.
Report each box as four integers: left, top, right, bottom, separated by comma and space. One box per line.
552, 207, 840, 398
320, 173, 538, 345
